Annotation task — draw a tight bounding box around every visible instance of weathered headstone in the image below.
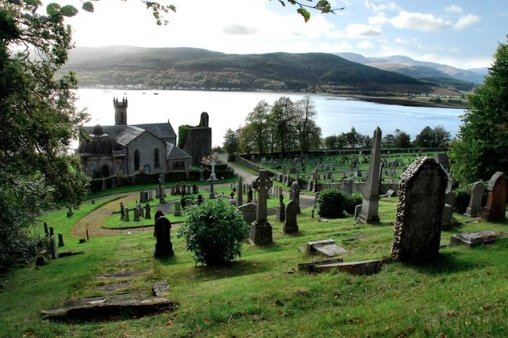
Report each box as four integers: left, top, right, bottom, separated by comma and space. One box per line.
342, 179, 353, 196
174, 202, 182, 217
57, 233, 64, 247
66, 206, 73, 218
283, 200, 298, 234
133, 207, 140, 222
237, 176, 243, 207
50, 235, 58, 259
482, 171, 506, 222
465, 181, 485, 217
124, 208, 130, 221
238, 202, 257, 224
154, 216, 174, 258
120, 202, 125, 220
277, 201, 286, 222
357, 127, 382, 224
290, 181, 301, 214
434, 153, 450, 173
247, 186, 253, 203
249, 170, 273, 245
391, 157, 448, 263
354, 205, 362, 220
43, 222, 49, 236
144, 203, 151, 219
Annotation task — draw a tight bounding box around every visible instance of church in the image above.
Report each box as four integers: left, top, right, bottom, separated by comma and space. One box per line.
78, 98, 193, 178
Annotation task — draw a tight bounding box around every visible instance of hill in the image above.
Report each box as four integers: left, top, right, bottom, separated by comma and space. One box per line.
63, 46, 432, 94
338, 52, 484, 91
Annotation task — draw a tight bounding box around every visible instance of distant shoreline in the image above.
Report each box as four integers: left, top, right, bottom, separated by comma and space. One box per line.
77, 86, 467, 110
341, 94, 467, 109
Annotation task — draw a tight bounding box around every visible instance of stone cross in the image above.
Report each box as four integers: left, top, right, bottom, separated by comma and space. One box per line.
465, 181, 485, 217
357, 127, 382, 224
154, 216, 174, 258
249, 170, 273, 245
391, 157, 448, 263
252, 170, 273, 223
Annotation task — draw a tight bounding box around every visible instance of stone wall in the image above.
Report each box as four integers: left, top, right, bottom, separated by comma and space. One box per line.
234, 155, 265, 173
128, 132, 167, 175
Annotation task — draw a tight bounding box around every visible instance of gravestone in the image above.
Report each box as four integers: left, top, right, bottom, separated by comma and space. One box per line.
57, 233, 64, 247
174, 202, 182, 217
283, 200, 298, 234
133, 207, 140, 221
342, 179, 353, 196
450, 230, 499, 247
154, 216, 174, 258
124, 208, 130, 221
144, 203, 151, 219
237, 176, 243, 207
43, 222, 49, 236
434, 153, 450, 173
277, 201, 286, 222
247, 186, 253, 203
386, 189, 395, 197
354, 205, 362, 220
120, 202, 125, 220
192, 184, 198, 194
465, 181, 485, 217
357, 127, 382, 224
482, 171, 506, 222
50, 235, 58, 259
290, 181, 301, 214
238, 203, 257, 224
140, 191, 151, 203
66, 206, 73, 218
391, 157, 448, 263
249, 170, 273, 245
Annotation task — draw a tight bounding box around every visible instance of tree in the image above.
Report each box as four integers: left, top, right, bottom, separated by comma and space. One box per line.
450, 37, 508, 184
394, 129, 411, 148
244, 100, 270, 154
270, 97, 298, 155
324, 135, 338, 150
223, 128, 239, 160
343, 127, 361, 148
0, 0, 92, 268
414, 126, 434, 148
433, 126, 451, 148
295, 97, 321, 152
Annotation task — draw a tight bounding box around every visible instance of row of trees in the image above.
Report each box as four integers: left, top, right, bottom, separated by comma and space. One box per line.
223, 97, 322, 155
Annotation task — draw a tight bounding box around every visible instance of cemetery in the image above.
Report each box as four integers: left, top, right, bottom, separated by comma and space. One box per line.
0, 155, 507, 337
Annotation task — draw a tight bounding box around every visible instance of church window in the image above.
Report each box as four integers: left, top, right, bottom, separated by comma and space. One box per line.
134, 150, 140, 171
154, 148, 160, 168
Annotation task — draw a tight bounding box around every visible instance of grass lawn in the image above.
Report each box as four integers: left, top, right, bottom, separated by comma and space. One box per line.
0, 194, 506, 337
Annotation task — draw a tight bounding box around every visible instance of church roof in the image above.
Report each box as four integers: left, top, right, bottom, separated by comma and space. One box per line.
166, 142, 192, 160
82, 125, 146, 146
133, 122, 176, 140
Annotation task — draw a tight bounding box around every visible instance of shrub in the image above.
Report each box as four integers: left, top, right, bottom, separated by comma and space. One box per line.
454, 189, 470, 214
177, 199, 249, 266
317, 188, 347, 218
345, 193, 363, 215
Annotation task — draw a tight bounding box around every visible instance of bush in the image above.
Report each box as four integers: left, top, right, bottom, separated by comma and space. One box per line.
177, 199, 249, 266
345, 193, 363, 215
454, 190, 470, 214
317, 188, 347, 218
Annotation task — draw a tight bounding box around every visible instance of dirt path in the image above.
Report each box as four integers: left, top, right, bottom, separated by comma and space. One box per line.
71, 192, 153, 238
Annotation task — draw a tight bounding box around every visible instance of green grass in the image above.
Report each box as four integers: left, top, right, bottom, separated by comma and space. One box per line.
1, 194, 506, 337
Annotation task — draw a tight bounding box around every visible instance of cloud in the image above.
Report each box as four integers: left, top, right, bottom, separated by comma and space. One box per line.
345, 23, 382, 36
390, 10, 451, 32
364, 0, 399, 12
454, 14, 481, 30
444, 4, 463, 14
357, 40, 375, 49
222, 24, 257, 35
368, 14, 388, 26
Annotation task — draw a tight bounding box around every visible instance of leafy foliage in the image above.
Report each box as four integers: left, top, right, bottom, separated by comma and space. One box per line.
450, 36, 508, 184
178, 199, 249, 266
317, 188, 347, 218
236, 96, 321, 154
223, 128, 239, 156
344, 193, 362, 215
414, 125, 451, 148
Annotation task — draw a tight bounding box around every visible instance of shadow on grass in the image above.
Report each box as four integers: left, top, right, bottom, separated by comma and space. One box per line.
407, 251, 481, 275
175, 259, 272, 282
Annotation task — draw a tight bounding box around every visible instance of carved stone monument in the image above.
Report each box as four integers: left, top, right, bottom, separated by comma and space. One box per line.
249, 170, 273, 245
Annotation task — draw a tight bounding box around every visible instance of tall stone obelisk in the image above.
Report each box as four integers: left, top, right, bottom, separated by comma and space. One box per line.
357, 127, 382, 224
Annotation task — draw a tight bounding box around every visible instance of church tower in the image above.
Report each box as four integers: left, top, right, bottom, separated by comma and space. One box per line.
113, 97, 128, 125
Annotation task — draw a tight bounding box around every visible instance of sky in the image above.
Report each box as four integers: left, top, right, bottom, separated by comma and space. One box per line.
47, 0, 507, 69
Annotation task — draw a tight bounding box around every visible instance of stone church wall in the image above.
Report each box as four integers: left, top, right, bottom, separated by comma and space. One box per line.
128, 132, 166, 175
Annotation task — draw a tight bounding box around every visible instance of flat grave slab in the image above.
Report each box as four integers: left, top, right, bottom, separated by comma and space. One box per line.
306, 239, 348, 257
450, 230, 500, 247
298, 258, 383, 275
